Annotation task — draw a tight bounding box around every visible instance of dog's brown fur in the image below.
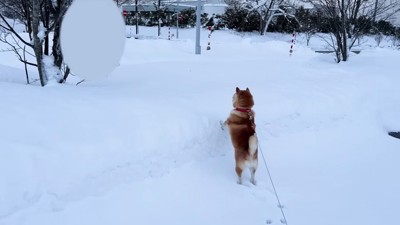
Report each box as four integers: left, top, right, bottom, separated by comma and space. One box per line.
225, 87, 258, 185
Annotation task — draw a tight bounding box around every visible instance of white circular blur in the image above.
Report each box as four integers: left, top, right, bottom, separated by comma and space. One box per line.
61, 0, 125, 80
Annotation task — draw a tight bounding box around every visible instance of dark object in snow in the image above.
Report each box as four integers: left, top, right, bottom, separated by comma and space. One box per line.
388, 131, 400, 139
219, 120, 225, 131
315, 50, 361, 54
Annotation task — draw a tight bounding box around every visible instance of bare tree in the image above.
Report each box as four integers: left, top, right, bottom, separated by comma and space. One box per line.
0, 17, 36, 83
296, 6, 317, 46
151, 0, 173, 36
238, 0, 299, 35
239, 0, 281, 35
0, 0, 71, 85
305, 0, 400, 62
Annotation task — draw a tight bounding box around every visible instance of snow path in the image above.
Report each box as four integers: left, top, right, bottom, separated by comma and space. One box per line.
2, 155, 287, 225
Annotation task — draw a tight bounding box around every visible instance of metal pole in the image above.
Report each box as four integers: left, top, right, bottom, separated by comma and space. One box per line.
176, 13, 179, 39
157, 0, 161, 37
195, 0, 201, 54
135, 0, 139, 35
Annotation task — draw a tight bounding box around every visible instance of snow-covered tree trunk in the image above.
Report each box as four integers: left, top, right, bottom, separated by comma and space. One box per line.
32, 0, 47, 86
340, 0, 348, 61
261, 0, 282, 35
51, 0, 72, 83
243, 0, 293, 35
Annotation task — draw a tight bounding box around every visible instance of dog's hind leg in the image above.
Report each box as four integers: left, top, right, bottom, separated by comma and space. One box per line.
250, 167, 257, 185
235, 166, 243, 184
220, 120, 227, 130
249, 135, 258, 155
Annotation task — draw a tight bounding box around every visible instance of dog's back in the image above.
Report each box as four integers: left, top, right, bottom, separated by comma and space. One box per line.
227, 110, 255, 151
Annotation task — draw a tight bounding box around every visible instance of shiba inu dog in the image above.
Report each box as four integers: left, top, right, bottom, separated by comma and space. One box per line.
225, 87, 258, 185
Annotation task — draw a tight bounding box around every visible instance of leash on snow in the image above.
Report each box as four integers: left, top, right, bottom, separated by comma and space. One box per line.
257, 136, 288, 225
221, 112, 288, 224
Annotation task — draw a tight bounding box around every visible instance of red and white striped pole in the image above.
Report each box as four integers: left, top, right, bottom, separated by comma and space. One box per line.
206, 26, 212, 50
289, 31, 296, 56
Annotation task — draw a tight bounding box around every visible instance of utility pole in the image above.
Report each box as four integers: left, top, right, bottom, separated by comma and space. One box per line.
135, 0, 139, 34
195, 0, 201, 54
157, 0, 161, 36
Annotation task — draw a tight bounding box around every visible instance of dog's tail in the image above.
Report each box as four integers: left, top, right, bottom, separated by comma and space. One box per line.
249, 135, 258, 155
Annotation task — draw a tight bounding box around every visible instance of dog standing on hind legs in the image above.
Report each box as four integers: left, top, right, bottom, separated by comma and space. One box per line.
225, 87, 258, 185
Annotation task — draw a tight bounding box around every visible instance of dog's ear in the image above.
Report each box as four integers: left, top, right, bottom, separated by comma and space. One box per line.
236, 87, 240, 93
246, 87, 250, 92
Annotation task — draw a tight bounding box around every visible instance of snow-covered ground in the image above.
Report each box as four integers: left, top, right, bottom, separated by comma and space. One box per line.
1, 26, 400, 225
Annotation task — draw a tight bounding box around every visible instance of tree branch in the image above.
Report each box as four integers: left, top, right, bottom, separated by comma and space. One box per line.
0, 14, 33, 47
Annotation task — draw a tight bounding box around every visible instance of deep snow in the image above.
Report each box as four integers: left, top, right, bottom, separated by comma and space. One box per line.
1, 26, 400, 225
